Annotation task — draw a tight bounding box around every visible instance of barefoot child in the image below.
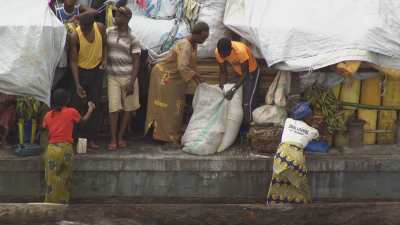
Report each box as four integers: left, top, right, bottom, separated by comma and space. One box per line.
42, 89, 95, 203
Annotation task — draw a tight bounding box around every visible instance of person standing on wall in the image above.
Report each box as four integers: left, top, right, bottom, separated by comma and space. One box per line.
105, 6, 141, 151
215, 38, 260, 140
51, 0, 98, 91
145, 22, 209, 146
69, 14, 106, 149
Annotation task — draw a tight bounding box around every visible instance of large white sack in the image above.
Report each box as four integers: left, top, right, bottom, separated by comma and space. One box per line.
182, 83, 226, 155
265, 71, 291, 107
252, 105, 286, 127
182, 83, 242, 155
224, 0, 400, 71
129, 16, 190, 61
0, 0, 66, 105
197, 0, 232, 58
217, 85, 243, 153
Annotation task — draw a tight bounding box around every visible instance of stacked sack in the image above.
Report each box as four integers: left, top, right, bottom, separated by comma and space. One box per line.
248, 71, 291, 154
127, 0, 191, 61
126, 0, 233, 60
196, 0, 233, 58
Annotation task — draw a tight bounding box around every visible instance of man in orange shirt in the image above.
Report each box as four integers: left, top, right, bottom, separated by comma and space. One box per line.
215, 38, 260, 131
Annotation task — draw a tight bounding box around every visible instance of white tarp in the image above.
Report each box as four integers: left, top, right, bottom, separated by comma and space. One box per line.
0, 0, 66, 105
224, 0, 400, 71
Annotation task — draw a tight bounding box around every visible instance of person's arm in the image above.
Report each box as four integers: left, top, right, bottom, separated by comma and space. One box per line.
177, 41, 200, 83
68, 5, 98, 24
126, 53, 141, 95
225, 61, 249, 100
234, 61, 250, 90
80, 102, 96, 122
218, 61, 229, 90
69, 32, 86, 98
42, 113, 49, 129
79, 5, 98, 15
126, 39, 142, 95
97, 23, 107, 70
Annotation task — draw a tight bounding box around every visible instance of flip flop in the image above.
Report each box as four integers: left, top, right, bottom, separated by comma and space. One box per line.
108, 143, 118, 151
119, 140, 128, 148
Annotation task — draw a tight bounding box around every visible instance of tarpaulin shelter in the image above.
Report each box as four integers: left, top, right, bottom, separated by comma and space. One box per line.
224, 0, 400, 71
0, 0, 66, 105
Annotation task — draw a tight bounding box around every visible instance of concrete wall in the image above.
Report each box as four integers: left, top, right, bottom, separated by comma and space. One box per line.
1, 152, 400, 202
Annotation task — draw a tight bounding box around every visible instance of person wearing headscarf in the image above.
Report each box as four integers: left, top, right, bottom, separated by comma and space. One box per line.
266, 102, 319, 204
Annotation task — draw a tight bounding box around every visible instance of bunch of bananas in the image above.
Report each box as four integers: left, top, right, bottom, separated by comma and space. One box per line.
304, 85, 345, 134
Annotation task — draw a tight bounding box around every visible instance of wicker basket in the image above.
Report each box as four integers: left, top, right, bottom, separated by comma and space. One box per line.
247, 125, 283, 155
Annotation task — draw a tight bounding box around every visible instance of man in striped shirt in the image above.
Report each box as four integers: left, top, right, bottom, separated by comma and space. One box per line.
105, 6, 141, 150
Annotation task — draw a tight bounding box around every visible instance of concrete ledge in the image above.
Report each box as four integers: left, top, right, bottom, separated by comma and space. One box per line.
1, 144, 400, 202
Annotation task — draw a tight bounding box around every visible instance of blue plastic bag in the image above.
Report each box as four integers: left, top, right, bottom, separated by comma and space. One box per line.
291, 101, 312, 120
305, 140, 330, 153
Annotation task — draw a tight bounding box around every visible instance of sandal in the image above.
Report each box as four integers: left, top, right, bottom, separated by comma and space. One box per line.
108, 143, 118, 151
118, 140, 128, 148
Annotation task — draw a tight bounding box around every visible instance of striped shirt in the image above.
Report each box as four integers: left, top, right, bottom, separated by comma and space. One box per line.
106, 26, 141, 76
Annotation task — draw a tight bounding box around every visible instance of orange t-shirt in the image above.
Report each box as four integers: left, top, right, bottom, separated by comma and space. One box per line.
43, 107, 81, 144
215, 41, 258, 76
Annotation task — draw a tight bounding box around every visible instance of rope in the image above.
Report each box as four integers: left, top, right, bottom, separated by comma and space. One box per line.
381, 74, 387, 97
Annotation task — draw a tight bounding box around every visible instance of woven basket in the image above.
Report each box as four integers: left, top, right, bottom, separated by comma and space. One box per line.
248, 126, 283, 155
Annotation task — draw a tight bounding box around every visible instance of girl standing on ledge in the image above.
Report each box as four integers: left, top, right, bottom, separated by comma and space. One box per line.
42, 89, 95, 203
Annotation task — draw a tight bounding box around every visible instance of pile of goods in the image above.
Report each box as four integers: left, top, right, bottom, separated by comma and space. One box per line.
247, 71, 291, 155
304, 85, 346, 135
127, 0, 233, 61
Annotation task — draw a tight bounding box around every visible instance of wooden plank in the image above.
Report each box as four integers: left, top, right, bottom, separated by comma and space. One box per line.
358, 76, 381, 145
377, 79, 400, 144
334, 79, 361, 147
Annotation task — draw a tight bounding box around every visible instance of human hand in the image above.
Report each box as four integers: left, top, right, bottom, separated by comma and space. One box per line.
192, 73, 202, 84
125, 81, 134, 96
99, 60, 107, 70
88, 101, 96, 112
76, 84, 87, 98
224, 88, 235, 101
